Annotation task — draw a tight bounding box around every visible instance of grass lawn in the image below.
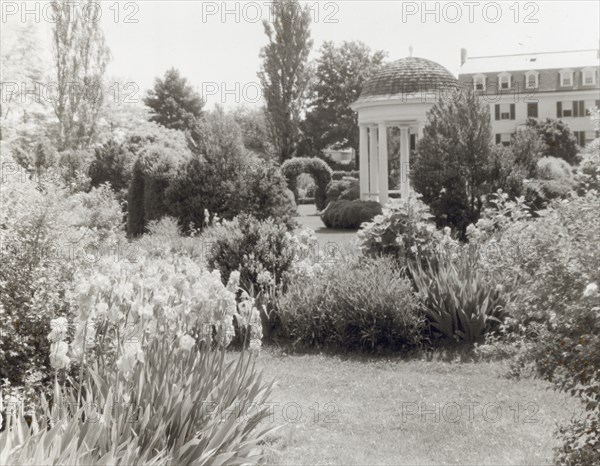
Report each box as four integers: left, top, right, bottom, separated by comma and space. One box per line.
256, 348, 581, 465
295, 204, 358, 249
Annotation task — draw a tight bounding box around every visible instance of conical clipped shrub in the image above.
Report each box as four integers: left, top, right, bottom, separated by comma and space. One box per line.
127, 158, 146, 237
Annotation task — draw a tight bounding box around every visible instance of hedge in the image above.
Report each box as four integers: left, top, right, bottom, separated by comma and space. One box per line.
332, 170, 359, 180
321, 199, 382, 229
281, 157, 333, 211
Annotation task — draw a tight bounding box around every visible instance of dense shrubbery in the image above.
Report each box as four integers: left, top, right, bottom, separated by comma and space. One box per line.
1, 235, 272, 464
468, 191, 600, 463
358, 195, 441, 264
201, 214, 297, 290
276, 255, 424, 351
325, 177, 359, 204
321, 199, 380, 229
524, 157, 576, 211
526, 117, 580, 165
0, 152, 125, 394
165, 110, 296, 234
331, 170, 359, 180
281, 157, 333, 210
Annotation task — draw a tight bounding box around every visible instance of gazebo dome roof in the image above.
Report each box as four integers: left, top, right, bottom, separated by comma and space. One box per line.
359, 57, 459, 99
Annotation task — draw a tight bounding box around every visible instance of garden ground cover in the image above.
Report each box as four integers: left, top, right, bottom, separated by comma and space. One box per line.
257, 349, 581, 465
295, 204, 357, 247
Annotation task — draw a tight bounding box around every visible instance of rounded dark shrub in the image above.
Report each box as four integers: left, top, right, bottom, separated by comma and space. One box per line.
326, 178, 359, 204
321, 199, 382, 229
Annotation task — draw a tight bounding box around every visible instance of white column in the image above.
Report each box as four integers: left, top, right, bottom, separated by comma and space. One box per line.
400, 126, 410, 198
359, 125, 369, 201
378, 122, 388, 206
369, 125, 379, 201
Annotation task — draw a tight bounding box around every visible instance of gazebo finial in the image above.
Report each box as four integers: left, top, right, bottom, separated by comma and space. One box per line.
409, 45, 413, 57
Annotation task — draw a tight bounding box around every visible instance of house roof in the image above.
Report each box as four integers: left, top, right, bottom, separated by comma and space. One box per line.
359, 57, 459, 99
460, 49, 600, 74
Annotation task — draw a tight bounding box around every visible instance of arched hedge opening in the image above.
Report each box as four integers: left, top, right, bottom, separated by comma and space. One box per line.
281, 157, 333, 211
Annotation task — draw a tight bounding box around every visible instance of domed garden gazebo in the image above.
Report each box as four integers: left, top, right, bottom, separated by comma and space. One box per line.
350, 56, 459, 204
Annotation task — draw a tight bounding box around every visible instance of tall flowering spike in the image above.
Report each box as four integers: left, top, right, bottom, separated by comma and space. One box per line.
49, 341, 71, 370
48, 317, 69, 343
227, 270, 241, 293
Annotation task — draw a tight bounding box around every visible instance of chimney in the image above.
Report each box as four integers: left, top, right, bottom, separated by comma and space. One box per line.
460, 48, 468, 66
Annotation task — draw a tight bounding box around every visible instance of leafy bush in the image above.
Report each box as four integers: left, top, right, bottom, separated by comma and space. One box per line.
0, 153, 125, 393
165, 111, 295, 234
201, 214, 296, 290
408, 254, 506, 342
358, 195, 440, 264
468, 192, 600, 462
242, 160, 297, 229
281, 157, 333, 210
276, 255, 424, 351
575, 140, 600, 194
325, 177, 359, 204
321, 199, 381, 229
524, 156, 575, 211
88, 139, 134, 197
526, 117, 579, 165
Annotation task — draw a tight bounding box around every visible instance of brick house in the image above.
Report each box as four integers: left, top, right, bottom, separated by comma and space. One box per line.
458, 49, 600, 147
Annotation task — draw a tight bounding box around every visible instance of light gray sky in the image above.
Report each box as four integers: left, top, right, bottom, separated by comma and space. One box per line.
5, 1, 600, 107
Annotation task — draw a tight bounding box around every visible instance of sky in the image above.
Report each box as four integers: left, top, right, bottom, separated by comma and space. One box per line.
3, 1, 600, 108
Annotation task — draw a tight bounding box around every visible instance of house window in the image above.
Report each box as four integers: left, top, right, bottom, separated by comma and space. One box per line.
494, 103, 516, 120
495, 133, 512, 146
573, 100, 585, 117
582, 68, 597, 85
474, 74, 486, 91
557, 101, 586, 118
527, 102, 538, 118
573, 131, 586, 147
525, 71, 539, 89
560, 69, 574, 87
498, 73, 511, 89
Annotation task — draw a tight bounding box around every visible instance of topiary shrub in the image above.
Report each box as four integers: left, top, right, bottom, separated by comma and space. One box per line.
325, 177, 359, 204
321, 199, 381, 229
126, 159, 146, 237
281, 157, 333, 211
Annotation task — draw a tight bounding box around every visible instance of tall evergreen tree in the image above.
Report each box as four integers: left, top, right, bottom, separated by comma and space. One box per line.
301, 41, 386, 159
127, 159, 146, 238
258, 0, 313, 162
411, 90, 493, 238
52, 0, 110, 150
144, 68, 204, 131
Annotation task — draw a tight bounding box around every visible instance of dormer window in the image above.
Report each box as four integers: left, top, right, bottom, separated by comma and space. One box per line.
582, 67, 597, 85
525, 71, 539, 89
560, 69, 574, 87
498, 72, 511, 89
473, 74, 486, 91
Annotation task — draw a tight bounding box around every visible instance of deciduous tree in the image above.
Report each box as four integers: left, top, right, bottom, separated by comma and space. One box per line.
258, 0, 312, 162
301, 41, 386, 159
